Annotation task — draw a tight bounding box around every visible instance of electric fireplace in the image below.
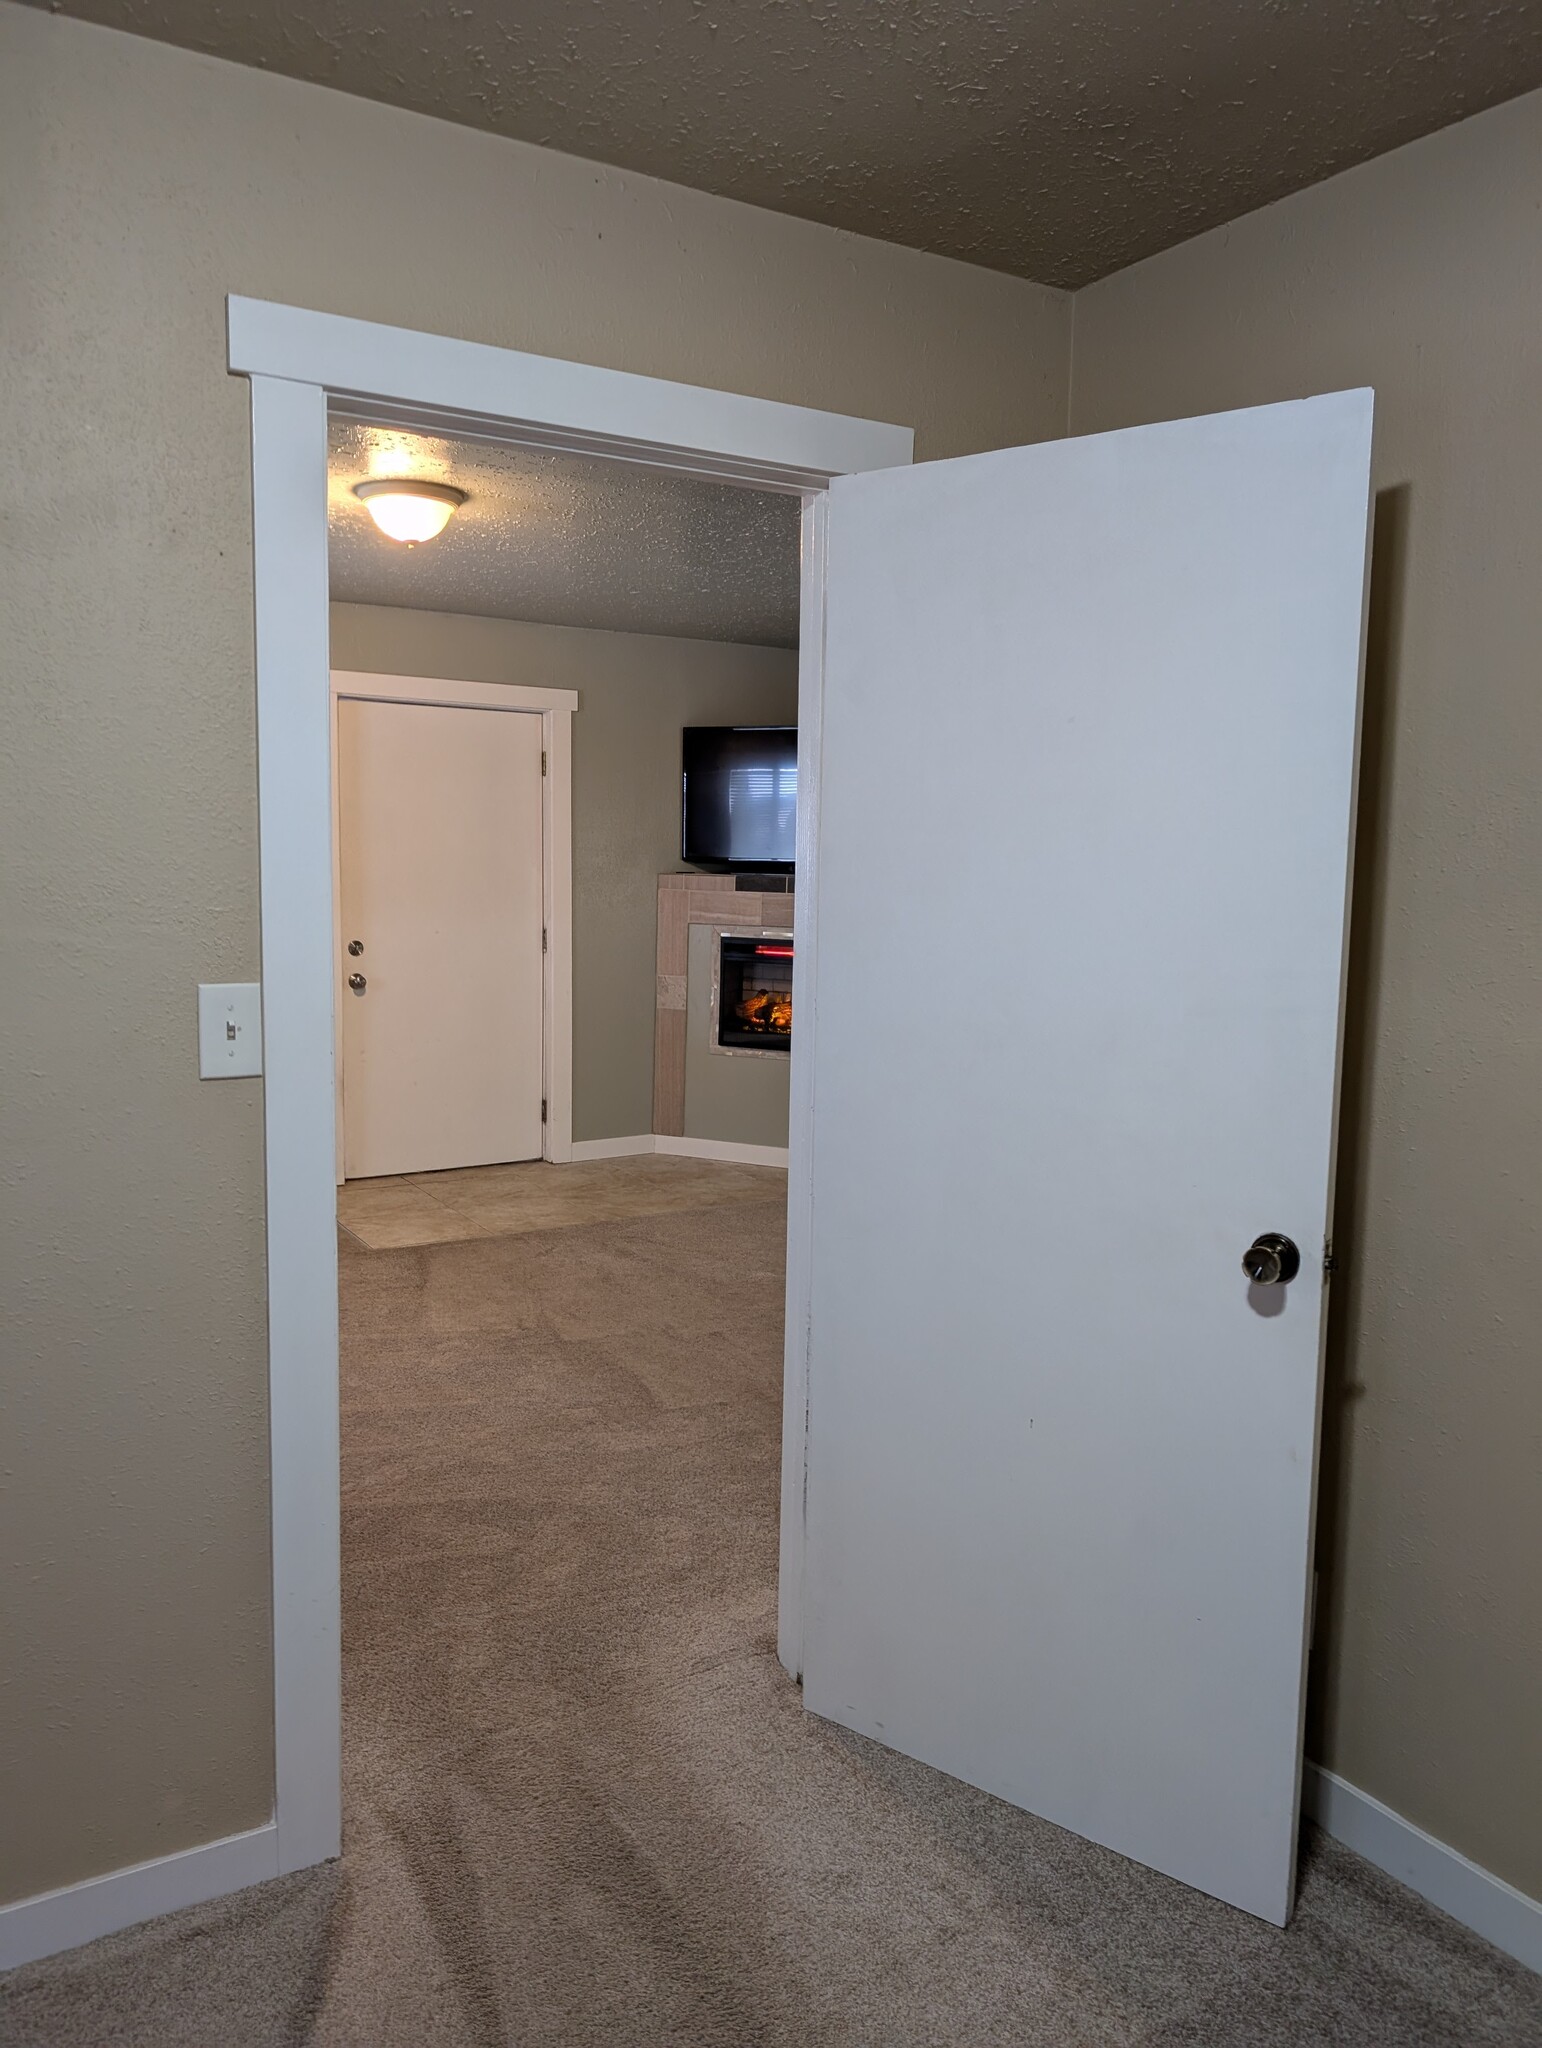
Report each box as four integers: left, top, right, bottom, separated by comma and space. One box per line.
714, 930, 793, 1054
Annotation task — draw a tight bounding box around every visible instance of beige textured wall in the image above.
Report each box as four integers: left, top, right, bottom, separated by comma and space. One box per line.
330, 605, 798, 1145
0, 2, 1069, 1903
1073, 90, 1542, 1899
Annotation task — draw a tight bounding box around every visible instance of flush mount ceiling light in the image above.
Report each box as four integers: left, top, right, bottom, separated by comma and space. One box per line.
352, 478, 466, 545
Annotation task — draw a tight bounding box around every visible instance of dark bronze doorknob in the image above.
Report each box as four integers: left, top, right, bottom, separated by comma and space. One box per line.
1242, 1233, 1300, 1285
348, 972, 366, 995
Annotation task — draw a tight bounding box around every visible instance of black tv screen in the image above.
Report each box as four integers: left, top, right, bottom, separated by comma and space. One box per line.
682, 726, 797, 870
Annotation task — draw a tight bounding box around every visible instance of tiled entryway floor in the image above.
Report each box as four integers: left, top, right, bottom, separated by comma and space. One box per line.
336, 1151, 787, 1249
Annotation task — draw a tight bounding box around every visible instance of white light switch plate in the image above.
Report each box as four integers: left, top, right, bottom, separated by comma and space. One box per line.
198, 982, 263, 1078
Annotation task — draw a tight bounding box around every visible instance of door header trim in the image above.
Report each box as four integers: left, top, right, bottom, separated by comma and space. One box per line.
228, 297, 914, 492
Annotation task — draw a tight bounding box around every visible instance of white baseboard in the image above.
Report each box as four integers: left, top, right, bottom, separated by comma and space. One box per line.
0, 1821, 280, 1973
4, 1767, 1530, 1981
568, 1135, 656, 1161
653, 1134, 790, 1167
1303, 1764, 1541, 1974
569, 1134, 790, 1168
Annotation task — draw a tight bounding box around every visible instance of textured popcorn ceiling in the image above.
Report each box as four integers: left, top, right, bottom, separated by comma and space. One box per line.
328, 420, 802, 646
29, 0, 1542, 286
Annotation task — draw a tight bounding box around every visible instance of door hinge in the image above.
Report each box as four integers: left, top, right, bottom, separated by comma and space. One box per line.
1323, 1237, 1339, 1278
541, 750, 548, 777
541, 1097, 548, 1124
542, 926, 548, 953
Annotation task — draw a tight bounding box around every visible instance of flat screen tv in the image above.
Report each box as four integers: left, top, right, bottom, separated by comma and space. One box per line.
681, 726, 797, 871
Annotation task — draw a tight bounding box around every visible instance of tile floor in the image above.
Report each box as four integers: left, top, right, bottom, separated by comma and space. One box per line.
336, 1151, 788, 1249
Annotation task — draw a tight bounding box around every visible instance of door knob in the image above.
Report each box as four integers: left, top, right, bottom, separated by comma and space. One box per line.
1242, 1233, 1299, 1285
347, 939, 364, 957
348, 973, 367, 995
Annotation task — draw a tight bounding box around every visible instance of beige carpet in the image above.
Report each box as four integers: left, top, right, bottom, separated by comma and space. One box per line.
337, 1155, 789, 1249
3, 1202, 1537, 2046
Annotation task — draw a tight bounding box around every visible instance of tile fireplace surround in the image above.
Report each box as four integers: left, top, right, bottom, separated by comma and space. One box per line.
653, 872, 794, 1135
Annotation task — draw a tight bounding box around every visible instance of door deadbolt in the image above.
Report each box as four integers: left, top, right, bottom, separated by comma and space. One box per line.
347, 939, 364, 957
348, 973, 367, 995
1242, 1233, 1300, 1285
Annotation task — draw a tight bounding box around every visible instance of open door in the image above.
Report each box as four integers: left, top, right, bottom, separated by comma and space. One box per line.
800, 392, 1374, 1925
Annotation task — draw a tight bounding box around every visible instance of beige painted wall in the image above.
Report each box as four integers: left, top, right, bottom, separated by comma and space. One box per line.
330, 604, 798, 1145
0, 2, 1069, 1903
1073, 90, 1542, 1899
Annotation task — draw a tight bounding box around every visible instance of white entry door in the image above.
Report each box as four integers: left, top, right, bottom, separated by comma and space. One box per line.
338, 697, 546, 1178
800, 392, 1374, 1925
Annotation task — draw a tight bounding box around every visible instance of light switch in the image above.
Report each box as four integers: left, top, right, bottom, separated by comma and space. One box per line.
198, 982, 263, 1078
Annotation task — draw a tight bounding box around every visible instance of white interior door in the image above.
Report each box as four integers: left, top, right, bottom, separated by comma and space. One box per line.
800, 392, 1374, 1925
338, 697, 545, 1178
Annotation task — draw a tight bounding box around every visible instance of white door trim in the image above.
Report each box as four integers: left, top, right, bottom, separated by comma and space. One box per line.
225, 299, 913, 1907
250, 370, 341, 1883
332, 672, 578, 713
330, 670, 577, 1175
228, 296, 910, 490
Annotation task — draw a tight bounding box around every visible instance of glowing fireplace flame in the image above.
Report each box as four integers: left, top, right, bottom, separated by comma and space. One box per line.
733, 989, 793, 1032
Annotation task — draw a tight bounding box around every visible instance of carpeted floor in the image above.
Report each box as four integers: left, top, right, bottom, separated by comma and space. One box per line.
337, 1154, 790, 1250
4, 1200, 1537, 2046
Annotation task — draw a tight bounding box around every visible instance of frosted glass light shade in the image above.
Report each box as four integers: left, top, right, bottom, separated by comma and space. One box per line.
353, 479, 466, 544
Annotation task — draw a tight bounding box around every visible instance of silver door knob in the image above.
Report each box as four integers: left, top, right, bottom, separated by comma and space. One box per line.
348, 973, 366, 995
1242, 1233, 1299, 1285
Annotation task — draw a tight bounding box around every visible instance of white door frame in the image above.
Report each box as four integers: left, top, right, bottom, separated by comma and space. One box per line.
229, 296, 913, 1880
330, 670, 578, 1178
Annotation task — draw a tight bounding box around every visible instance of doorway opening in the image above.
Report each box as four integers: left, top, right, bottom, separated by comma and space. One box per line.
222, 288, 918, 1901
322, 411, 816, 1941
326, 416, 802, 1220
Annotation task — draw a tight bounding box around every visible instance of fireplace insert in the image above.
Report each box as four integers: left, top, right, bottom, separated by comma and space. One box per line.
714, 931, 793, 1053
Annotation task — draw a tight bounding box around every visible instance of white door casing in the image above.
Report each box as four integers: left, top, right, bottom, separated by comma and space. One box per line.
338, 697, 546, 1177
221, 299, 911, 1917
800, 392, 1374, 1925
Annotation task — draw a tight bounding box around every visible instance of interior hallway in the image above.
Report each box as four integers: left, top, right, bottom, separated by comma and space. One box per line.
3, 1174, 1536, 2046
